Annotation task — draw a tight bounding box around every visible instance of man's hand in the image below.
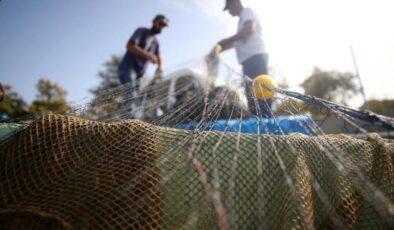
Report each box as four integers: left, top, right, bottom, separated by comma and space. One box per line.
152, 67, 163, 84
129, 43, 159, 63
206, 44, 221, 63
217, 38, 234, 52
147, 53, 158, 64
156, 65, 164, 74
217, 20, 255, 52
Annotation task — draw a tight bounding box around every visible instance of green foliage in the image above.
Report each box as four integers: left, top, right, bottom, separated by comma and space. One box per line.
90, 55, 121, 95
85, 55, 122, 119
0, 84, 28, 117
36, 79, 66, 102
0, 79, 70, 120
297, 68, 359, 118
366, 99, 394, 115
29, 79, 69, 114
301, 68, 359, 106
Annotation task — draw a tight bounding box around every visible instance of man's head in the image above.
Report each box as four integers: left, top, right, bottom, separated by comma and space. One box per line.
223, 0, 242, 16
152, 14, 169, 34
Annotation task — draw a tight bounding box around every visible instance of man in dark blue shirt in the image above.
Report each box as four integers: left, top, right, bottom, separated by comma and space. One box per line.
118, 15, 168, 108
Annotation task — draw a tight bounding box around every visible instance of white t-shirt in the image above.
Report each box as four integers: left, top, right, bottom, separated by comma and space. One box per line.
234, 8, 266, 63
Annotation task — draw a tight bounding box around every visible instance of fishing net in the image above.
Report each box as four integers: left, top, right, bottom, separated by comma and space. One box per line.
1, 56, 394, 229
1, 113, 394, 229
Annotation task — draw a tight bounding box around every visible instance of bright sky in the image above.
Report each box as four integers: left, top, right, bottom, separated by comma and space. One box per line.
1, 0, 393, 108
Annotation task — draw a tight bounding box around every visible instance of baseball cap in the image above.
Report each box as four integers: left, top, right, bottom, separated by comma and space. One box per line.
153, 14, 169, 26
223, 0, 240, 11
223, 0, 239, 11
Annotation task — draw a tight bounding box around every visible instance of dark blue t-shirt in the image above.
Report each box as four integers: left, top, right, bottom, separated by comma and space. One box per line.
119, 27, 160, 77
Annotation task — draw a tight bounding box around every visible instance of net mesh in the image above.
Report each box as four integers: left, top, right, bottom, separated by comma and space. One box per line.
1, 56, 394, 229
1, 113, 393, 229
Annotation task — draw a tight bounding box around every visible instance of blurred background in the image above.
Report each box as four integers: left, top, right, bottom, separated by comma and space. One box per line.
1, 0, 393, 119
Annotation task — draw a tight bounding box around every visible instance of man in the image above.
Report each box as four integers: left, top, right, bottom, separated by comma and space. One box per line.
217, 0, 272, 117
118, 14, 168, 109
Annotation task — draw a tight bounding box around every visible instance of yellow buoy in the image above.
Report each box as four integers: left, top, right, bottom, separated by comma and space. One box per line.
252, 75, 278, 99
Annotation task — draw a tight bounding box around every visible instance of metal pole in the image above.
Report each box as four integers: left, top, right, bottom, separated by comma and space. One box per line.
350, 45, 368, 109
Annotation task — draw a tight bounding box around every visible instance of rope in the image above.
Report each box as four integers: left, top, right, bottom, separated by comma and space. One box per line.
275, 88, 394, 130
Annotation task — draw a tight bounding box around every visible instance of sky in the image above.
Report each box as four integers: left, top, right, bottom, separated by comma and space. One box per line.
1, 0, 393, 108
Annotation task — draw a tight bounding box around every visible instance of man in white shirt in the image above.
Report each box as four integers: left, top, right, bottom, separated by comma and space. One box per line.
218, 0, 272, 117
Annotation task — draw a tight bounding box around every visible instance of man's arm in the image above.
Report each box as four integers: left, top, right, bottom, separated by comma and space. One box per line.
127, 43, 158, 64
126, 28, 158, 63
218, 20, 256, 52
156, 55, 163, 72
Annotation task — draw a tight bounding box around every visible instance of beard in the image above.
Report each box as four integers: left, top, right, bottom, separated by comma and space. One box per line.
151, 26, 161, 35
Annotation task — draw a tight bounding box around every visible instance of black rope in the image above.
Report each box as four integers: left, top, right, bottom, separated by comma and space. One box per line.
275, 88, 394, 130
214, 61, 394, 130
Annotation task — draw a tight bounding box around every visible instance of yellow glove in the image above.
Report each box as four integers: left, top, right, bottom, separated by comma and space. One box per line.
214, 44, 222, 53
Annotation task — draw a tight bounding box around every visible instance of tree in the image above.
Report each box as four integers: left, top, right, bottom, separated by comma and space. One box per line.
295, 68, 360, 117
365, 99, 394, 115
90, 55, 121, 95
301, 68, 359, 105
0, 84, 28, 118
29, 79, 69, 114
84, 55, 122, 119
